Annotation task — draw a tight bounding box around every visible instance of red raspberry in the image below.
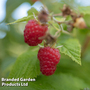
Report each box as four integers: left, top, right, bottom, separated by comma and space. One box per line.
24, 20, 48, 46
40, 63, 56, 76
37, 47, 60, 76
38, 47, 60, 65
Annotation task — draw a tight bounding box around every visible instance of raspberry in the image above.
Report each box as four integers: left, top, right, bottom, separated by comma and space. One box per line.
24, 20, 48, 46
38, 47, 60, 65
37, 47, 60, 76
40, 63, 56, 76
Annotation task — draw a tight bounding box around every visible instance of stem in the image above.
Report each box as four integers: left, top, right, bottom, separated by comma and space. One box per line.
81, 36, 90, 57
59, 24, 63, 32
53, 16, 71, 24
49, 16, 73, 36
56, 45, 63, 48
53, 17, 62, 24
38, 44, 44, 48
49, 22, 60, 31
49, 22, 73, 36
33, 12, 38, 21
59, 24, 73, 36
53, 13, 62, 16
62, 30, 73, 36
54, 30, 61, 38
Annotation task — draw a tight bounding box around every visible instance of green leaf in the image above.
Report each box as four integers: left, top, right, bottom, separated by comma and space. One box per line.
27, 7, 38, 16
7, 15, 33, 25
78, 6, 90, 15
7, 7, 38, 25
0, 87, 34, 90
59, 39, 81, 65
8, 48, 40, 78
56, 57, 90, 85
28, 73, 90, 90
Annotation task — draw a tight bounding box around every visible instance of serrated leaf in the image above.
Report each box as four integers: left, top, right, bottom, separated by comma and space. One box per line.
59, 39, 81, 65
27, 7, 38, 16
8, 49, 40, 78
78, 6, 90, 15
7, 15, 33, 25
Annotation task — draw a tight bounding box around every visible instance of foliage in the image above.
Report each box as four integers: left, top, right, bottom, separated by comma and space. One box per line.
9, 47, 40, 78
78, 6, 90, 15
59, 39, 81, 65
0, 0, 90, 90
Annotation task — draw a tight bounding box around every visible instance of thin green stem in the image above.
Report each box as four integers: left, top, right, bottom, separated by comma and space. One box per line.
59, 24, 73, 36
49, 22, 60, 31
49, 16, 73, 36
62, 30, 73, 36
59, 24, 63, 32
53, 16, 71, 24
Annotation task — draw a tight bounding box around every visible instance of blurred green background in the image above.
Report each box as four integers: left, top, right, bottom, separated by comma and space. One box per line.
0, 0, 90, 89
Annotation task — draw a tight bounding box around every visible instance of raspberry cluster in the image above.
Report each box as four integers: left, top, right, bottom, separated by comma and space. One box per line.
24, 19, 61, 76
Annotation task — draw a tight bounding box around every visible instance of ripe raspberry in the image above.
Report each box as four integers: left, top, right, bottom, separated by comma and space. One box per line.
40, 63, 56, 76
38, 47, 60, 65
37, 47, 60, 76
24, 20, 48, 46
